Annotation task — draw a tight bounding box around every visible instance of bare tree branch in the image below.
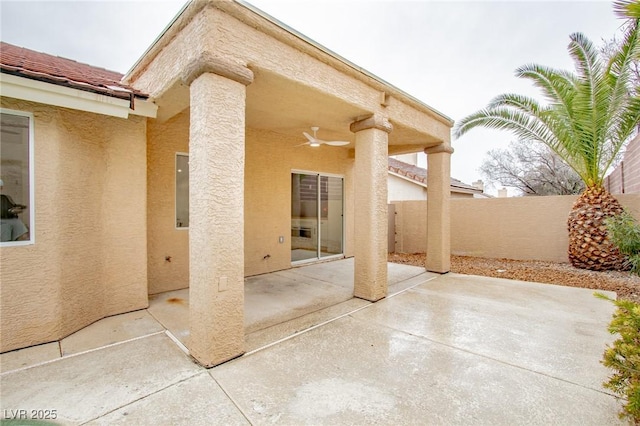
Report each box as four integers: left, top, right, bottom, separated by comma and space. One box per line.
480, 141, 586, 196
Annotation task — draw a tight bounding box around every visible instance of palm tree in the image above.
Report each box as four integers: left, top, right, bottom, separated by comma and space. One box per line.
454, 5, 639, 271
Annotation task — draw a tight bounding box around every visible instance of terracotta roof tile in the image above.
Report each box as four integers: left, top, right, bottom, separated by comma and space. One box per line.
388, 157, 481, 193
0, 41, 147, 101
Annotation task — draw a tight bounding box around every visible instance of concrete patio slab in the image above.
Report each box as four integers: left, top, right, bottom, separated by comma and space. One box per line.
86, 372, 249, 426
0, 264, 624, 425
148, 288, 190, 344
60, 310, 165, 356
0, 333, 200, 424
388, 268, 439, 295
146, 259, 428, 346
352, 273, 616, 391
245, 297, 371, 353
286, 257, 429, 288
245, 270, 352, 333
211, 314, 622, 425
286, 257, 356, 284
0, 341, 60, 373
387, 261, 436, 285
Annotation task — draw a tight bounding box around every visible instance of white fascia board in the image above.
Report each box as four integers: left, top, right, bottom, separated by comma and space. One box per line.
131, 98, 157, 118
0, 73, 156, 118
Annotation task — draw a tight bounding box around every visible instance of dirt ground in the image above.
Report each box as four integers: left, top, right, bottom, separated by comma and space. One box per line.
388, 253, 640, 303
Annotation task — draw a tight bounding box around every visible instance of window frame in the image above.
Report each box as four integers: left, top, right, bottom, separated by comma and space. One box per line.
175, 152, 189, 230
0, 108, 35, 247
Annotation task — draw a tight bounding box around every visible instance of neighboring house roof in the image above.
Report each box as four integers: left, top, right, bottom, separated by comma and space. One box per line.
0, 41, 147, 102
388, 157, 482, 195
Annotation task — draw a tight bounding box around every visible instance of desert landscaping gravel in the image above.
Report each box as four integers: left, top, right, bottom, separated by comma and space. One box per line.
389, 253, 640, 303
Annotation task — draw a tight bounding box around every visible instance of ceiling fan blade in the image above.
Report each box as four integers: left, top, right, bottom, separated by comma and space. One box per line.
324, 141, 350, 146
303, 131, 316, 142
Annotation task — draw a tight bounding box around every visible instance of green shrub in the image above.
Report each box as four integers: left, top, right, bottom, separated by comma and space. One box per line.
606, 211, 640, 275
597, 292, 640, 423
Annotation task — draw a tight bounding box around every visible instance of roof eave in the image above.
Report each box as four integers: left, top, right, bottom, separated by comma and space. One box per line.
124, 0, 453, 127
0, 72, 157, 118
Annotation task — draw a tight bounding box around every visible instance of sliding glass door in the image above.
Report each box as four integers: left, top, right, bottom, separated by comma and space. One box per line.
291, 172, 343, 263
320, 175, 343, 258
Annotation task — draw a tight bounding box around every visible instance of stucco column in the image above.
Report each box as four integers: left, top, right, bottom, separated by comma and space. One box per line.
350, 115, 392, 301
182, 54, 253, 367
425, 144, 454, 273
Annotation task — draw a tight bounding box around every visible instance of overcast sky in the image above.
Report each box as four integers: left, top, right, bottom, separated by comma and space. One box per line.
0, 0, 627, 194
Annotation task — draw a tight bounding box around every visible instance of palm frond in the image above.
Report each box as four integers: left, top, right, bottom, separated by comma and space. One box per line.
614, 0, 640, 19
454, 104, 591, 182
487, 93, 576, 158
515, 64, 576, 105
567, 33, 606, 176
513, 65, 584, 161
455, 23, 640, 190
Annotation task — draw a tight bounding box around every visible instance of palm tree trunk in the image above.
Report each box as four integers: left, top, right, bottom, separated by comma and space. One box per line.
567, 186, 629, 270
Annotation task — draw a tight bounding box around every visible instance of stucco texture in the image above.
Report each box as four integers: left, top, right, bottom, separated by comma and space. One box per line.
187, 72, 247, 366
147, 110, 190, 294
137, 1, 449, 296
146, 113, 356, 294
425, 150, 452, 273
126, 2, 451, 152
132, 0, 451, 364
0, 98, 148, 353
354, 125, 389, 301
392, 194, 640, 263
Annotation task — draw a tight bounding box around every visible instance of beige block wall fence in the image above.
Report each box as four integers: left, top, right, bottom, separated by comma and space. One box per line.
0, 98, 148, 353
606, 135, 640, 194
392, 195, 640, 263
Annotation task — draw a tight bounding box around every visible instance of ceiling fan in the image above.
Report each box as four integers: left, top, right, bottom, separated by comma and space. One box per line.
299, 127, 349, 147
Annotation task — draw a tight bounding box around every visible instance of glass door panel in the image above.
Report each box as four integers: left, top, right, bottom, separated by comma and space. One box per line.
320, 176, 343, 258
291, 173, 318, 262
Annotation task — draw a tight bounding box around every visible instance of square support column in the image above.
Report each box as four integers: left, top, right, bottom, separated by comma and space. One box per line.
182, 54, 253, 367
350, 115, 392, 301
425, 144, 454, 273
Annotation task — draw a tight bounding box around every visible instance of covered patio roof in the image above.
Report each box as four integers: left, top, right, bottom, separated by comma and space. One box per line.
124, 0, 453, 155
124, 0, 458, 367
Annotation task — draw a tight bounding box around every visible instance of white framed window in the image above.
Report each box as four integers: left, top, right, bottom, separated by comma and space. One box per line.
1, 109, 34, 246
175, 152, 189, 229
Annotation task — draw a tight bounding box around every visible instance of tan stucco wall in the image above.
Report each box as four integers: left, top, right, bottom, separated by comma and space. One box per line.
245, 128, 355, 276
393, 201, 427, 255
0, 98, 148, 353
136, 1, 448, 293
392, 194, 640, 263
146, 114, 355, 294
147, 110, 190, 294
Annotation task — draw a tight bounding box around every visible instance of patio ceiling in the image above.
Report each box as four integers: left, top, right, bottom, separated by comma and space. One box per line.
153, 68, 443, 155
